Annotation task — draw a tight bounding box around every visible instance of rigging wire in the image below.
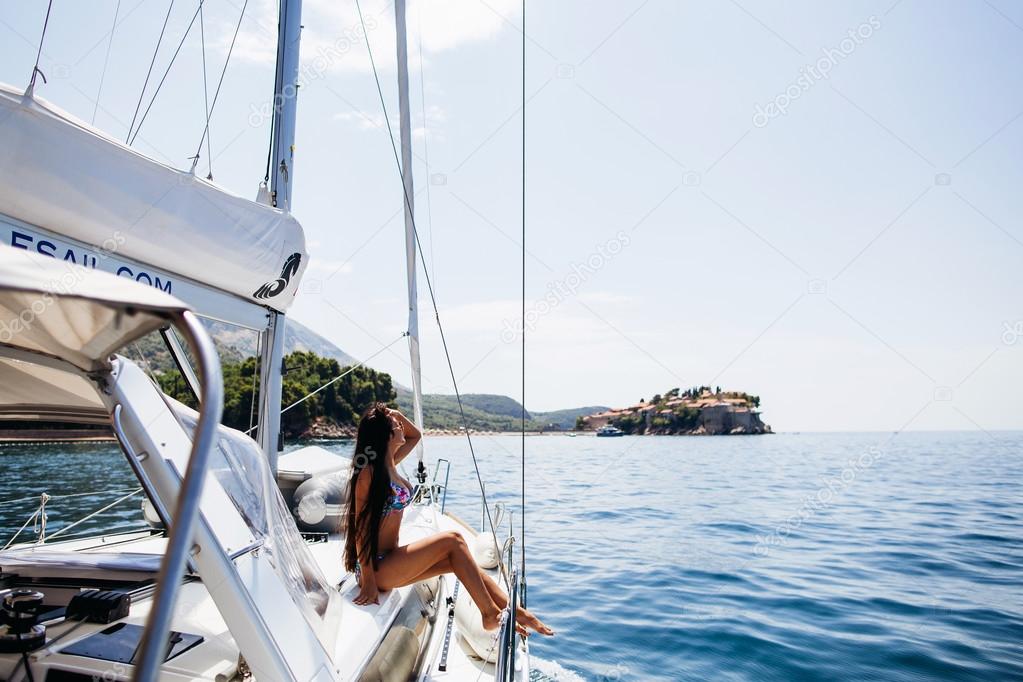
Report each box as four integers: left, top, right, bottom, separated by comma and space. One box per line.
354, 0, 507, 575
129, 0, 207, 147
263, 0, 285, 185
45, 489, 143, 541
0, 487, 145, 509
243, 332, 408, 435
2, 508, 41, 551
191, 0, 250, 172
126, 0, 176, 143
131, 342, 160, 384
520, 0, 527, 598
92, 0, 122, 124
199, 0, 214, 178
26, 0, 55, 96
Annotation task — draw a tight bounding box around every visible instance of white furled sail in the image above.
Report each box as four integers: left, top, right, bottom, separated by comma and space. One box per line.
395, 0, 425, 467
0, 84, 308, 314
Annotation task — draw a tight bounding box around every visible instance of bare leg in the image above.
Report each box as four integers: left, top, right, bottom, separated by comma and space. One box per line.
374, 531, 503, 630
391, 554, 554, 636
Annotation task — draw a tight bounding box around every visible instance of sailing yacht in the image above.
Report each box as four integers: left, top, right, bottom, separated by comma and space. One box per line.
0, 1, 531, 680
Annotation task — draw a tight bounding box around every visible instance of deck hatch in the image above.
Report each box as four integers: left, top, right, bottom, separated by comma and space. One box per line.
59, 622, 202, 664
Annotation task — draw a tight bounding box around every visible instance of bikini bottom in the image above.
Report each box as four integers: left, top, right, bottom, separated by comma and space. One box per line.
354, 552, 388, 583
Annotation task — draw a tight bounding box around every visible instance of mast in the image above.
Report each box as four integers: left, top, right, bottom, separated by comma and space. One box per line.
258, 0, 302, 470
395, 0, 426, 477
271, 0, 302, 211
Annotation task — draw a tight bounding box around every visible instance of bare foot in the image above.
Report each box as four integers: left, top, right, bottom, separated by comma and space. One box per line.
481, 609, 503, 631
517, 608, 555, 636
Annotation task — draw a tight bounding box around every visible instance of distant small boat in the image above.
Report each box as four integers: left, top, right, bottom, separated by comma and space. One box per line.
596, 424, 625, 437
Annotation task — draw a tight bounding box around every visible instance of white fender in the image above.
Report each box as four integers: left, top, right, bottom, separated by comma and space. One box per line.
453, 582, 500, 663
471, 532, 500, 570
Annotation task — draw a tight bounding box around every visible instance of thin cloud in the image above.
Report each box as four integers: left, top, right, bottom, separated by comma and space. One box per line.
333, 105, 446, 139
228, 0, 521, 74
578, 291, 635, 304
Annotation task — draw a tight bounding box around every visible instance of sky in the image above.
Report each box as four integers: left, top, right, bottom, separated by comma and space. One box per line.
1, 0, 1021, 432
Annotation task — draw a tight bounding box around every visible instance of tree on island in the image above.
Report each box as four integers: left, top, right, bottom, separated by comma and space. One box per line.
158, 350, 396, 437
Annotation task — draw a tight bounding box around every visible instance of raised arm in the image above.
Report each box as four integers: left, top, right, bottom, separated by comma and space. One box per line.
388, 408, 422, 465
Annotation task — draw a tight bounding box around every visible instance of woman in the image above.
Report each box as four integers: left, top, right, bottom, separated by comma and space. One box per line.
342, 403, 553, 636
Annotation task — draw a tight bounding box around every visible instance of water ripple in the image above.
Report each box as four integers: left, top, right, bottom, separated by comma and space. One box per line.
2, 433, 1021, 681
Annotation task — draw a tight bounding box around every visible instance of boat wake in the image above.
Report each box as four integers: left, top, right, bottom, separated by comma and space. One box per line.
530, 656, 587, 682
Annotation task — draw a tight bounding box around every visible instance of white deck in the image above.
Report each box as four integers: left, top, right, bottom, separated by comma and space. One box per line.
0, 503, 527, 681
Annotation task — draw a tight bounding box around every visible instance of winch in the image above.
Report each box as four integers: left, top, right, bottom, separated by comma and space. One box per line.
0, 589, 46, 653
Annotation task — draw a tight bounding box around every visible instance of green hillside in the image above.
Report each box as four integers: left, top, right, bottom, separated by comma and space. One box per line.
532, 406, 610, 430
158, 351, 395, 438
396, 390, 608, 432
396, 390, 538, 431
202, 319, 358, 367
130, 319, 357, 374
140, 319, 597, 435
460, 394, 532, 419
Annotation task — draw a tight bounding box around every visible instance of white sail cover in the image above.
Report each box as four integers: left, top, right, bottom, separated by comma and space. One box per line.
0, 83, 307, 313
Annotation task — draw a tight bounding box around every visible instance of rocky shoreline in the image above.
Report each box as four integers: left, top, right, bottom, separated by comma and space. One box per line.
299, 417, 356, 439
644, 421, 772, 436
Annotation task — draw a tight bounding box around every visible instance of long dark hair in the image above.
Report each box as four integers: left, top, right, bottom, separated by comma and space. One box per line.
343, 402, 394, 572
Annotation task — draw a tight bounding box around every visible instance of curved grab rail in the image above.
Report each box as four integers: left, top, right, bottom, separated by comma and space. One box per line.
132, 310, 223, 682
112, 404, 172, 532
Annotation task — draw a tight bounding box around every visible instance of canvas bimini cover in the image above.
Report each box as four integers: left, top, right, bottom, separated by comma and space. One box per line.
0, 84, 307, 313
0, 245, 188, 422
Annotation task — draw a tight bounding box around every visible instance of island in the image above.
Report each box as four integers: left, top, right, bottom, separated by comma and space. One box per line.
576, 386, 771, 435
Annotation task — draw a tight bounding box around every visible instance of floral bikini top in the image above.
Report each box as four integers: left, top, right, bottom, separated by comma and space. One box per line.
383, 479, 413, 516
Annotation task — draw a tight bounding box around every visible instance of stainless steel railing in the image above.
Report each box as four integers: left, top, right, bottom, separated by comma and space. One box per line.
132, 310, 223, 682
494, 567, 519, 682
432, 457, 452, 512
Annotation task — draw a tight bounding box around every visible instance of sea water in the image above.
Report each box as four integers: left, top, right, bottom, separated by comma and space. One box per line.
2, 431, 1020, 681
